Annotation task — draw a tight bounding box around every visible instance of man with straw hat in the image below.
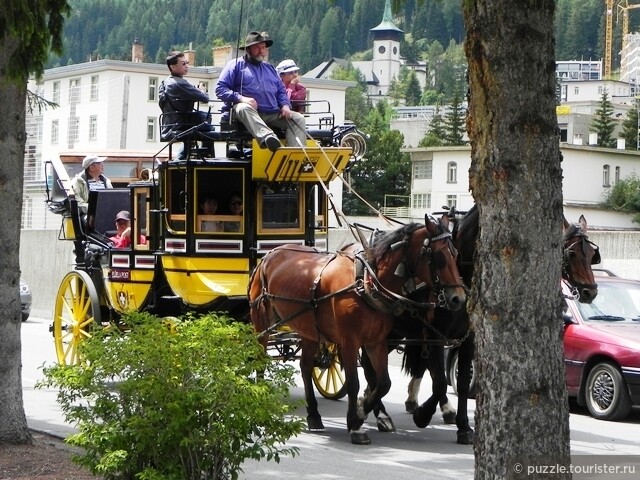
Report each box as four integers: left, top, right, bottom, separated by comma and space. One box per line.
215, 31, 306, 152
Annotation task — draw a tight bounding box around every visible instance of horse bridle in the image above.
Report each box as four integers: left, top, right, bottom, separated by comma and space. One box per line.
562, 226, 600, 293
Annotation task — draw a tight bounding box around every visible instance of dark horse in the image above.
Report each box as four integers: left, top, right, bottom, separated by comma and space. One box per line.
367, 206, 600, 444
248, 216, 466, 445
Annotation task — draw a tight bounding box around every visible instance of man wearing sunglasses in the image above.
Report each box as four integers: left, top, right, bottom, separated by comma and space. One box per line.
159, 50, 216, 159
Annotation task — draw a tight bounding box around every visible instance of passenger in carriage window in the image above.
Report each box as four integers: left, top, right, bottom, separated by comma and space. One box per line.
224, 192, 243, 232
198, 194, 224, 232
109, 211, 147, 249
215, 31, 306, 151
71, 154, 112, 214
276, 59, 306, 113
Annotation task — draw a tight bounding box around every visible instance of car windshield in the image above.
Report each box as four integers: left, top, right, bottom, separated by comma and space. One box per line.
576, 281, 640, 323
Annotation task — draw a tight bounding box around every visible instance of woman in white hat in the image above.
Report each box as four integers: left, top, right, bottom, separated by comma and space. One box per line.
70, 154, 112, 214
276, 59, 307, 113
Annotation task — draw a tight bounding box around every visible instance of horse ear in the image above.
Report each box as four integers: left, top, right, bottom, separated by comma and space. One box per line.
563, 215, 570, 229
579, 215, 588, 232
353, 224, 373, 260
440, 213, 450, 231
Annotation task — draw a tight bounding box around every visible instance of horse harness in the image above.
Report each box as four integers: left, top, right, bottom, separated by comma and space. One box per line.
562, 224, 600, 299
251, 228, 457, 338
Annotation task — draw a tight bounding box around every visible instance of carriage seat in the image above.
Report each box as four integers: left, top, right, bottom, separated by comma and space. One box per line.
159, 110, 220, 142
85, 189, 131, 237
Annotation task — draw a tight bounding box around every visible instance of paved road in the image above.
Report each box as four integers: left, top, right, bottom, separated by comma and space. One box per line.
21, 316, 640, 479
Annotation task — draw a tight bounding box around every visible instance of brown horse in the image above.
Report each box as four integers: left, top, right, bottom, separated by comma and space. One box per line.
380, 209, 601, 445
562, 215, 599, 303
248, 216, 466, 445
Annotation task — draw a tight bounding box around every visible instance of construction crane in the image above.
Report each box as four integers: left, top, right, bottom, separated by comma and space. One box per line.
605, 0, 614, 78
618, 0, 640, 53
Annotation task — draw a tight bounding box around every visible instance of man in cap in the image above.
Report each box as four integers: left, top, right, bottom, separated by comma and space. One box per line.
71, 154, 112, 214
215, 31, 306, 152
276, 59, 307, 113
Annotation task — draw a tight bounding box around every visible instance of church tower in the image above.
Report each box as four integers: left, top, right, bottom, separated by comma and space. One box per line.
370, 0, 403, 98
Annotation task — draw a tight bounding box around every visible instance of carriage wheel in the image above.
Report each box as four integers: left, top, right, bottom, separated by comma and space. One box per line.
53, 271, 101, 365
312, 342, 347, 400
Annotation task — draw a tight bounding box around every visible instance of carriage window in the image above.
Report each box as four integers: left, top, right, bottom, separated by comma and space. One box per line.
166, 168, 186, 233
259, 184, 302, 232
195, 167, 244, 234
134, 188, 150, 250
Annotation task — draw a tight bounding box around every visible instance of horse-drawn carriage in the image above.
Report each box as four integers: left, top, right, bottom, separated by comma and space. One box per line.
44, 102, 365, 400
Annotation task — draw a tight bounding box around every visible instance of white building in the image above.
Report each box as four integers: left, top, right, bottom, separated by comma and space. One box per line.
400, 144, 640, 230
23, 44, 353, 230
556, 60, 603, 81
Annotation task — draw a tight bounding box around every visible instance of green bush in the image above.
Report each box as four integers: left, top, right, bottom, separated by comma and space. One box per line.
38, 312, 304, 480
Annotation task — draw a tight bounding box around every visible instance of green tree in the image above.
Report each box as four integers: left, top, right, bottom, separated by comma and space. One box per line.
443, 91, 466, 145
621, 101, 640, 150
387, 75, 404, 106
343, 105, 410, 215
418, 104, 446, 146
0, 0, 71, 446
404, 70, 422, 106
40, 313, 304, 479
591, 90, 617, 148
602, 173, 640, 222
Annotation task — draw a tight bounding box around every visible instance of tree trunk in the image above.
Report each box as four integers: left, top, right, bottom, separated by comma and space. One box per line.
463, 2, 570, 479
0, 32, 31, 445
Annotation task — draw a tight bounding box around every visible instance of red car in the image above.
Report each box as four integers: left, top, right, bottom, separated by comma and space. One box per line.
563, 273, 640, 420
447, 273, 640, 421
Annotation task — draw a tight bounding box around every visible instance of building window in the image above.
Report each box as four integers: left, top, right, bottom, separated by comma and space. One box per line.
51, 120, 59, 144
574, 86, 579, 95
89, 115, 97, 140
447, 161, 457, 183
68, 116, 79, 145
52, 81, 60, 104
90, 75, 99, 101
412, 193, 431, 210
413, 160, 432, 179
614, 166, 620, 184
446, 195, 457, 209
146, 117, 156, 141
602, 164, 610, 187
69, 78, 80, 103
148, 77, 158, 101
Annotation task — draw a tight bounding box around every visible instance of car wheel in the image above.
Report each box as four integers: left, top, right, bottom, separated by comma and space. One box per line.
584, 362, 632, 421
448, 349, 477, 399
21, 313, 29, 322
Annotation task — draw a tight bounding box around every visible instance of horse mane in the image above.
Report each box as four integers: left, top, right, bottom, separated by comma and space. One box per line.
369, 223, 424, 263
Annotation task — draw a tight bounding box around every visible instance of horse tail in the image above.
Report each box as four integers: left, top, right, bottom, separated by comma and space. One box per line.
401, 344, 429, 379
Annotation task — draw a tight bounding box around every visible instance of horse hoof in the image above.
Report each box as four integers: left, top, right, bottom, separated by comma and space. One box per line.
413, 406, 432, 429
307, 416, 325, 431
377, 415, 396, 433
405, 400, 418, 413
350, 429, 371, 445
442, 410, 456, 425
457, 429, 475, 445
